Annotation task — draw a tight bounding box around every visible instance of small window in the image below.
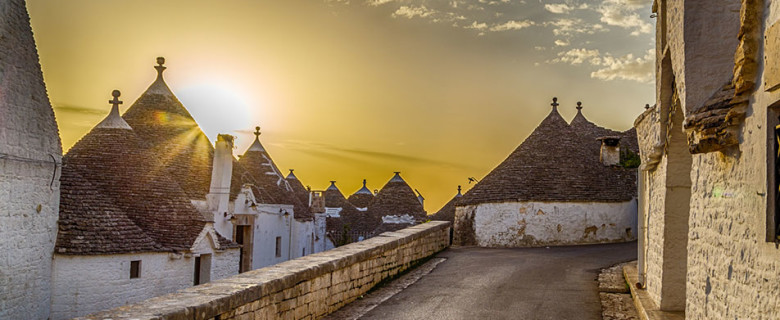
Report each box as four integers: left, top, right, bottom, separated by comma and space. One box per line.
130, 260, 141, 279
302, 248, 306, 256
768, 108, 780, 242
275, 237, 282, 257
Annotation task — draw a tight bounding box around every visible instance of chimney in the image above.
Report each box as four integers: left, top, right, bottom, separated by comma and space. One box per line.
208, 134, 235, 211
597, 136, 621, 166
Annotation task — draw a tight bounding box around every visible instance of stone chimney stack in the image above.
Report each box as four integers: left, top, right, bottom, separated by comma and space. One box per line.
597, 136, 621, 166
208, 134, 234, 211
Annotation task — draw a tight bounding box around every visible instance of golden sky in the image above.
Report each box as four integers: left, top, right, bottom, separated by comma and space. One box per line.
27, 0, 654, 212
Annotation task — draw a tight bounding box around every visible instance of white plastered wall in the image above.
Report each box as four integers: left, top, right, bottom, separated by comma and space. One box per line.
50, 248, 238, 320
468, 200, 637, 247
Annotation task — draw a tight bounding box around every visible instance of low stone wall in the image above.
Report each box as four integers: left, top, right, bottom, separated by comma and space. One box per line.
78, 221, 451, 320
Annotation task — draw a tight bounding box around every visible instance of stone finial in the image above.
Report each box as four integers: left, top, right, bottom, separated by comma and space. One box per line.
645, 104, 650, 110
551, 97, 559, 111
154, 57, 167, 77
96, 89, 132, 129
109, 90, 123, 107
254, 126, 261, 137
457, 185, 462, 194
330, 181, 336, 185
363, 179, 367, 187
289, 169, 294, 174
576, 101, 583, 112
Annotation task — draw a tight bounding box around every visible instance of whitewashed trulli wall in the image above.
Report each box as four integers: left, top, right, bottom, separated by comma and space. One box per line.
457, 201, 637, 247
50, 248, 239, 320
0, 1, 62, 319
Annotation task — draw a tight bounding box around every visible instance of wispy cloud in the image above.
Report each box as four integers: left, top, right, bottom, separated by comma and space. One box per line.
489, 20, 534, 31
591, 49, 654, 83
597, 0, 652, 36
53, 104, 105, 115
279, 139, 476, 170
392, 5, 436, 19
548, 48, 653, 83
544, 3, 588, 14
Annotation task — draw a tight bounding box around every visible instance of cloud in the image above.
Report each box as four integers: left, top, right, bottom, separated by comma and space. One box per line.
489, 20, 534, 31
545, 18, 606, 37
547, 47, 654, 83
549, 48, 601, 65
53, 104, 105, 115
554, 39, 569, 46
367, 0, 393, 6
544, 3, 588, 14
392, 5, 437, 19
591, 49, 654, 83
465, 21, 488, 30
597, 0, 652, 35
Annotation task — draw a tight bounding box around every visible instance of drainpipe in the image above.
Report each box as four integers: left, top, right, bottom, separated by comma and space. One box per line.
637, 170, 650, 288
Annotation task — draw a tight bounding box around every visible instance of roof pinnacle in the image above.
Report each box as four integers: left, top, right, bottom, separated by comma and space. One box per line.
254, 126, 261, 138
551, 97, 559, 111
576, 101, 583, 112
95, 89, 132, 129
154, 57, 166, 77
363, 179, 367, 187
109, 90, 123, 108
645, 104, 650, 110
457, 185, 462, 196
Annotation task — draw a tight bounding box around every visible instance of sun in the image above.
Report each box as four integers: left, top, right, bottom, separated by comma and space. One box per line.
176, 82, 256, 143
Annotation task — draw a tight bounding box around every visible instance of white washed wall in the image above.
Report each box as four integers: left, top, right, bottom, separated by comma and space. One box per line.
469, 200, 637, 247
50, 249, 238, 320
251, 204, 294, 269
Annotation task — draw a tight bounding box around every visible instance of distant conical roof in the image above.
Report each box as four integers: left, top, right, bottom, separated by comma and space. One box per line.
367, 172, 425, 219
348, 179, 374, 208
239, 126, 312, 220
325, 181, 347, 207
285, 169, 310, 206
459, 99, 638, 205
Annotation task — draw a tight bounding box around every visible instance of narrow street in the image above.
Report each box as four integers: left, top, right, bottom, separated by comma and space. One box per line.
356, 242, 636, 320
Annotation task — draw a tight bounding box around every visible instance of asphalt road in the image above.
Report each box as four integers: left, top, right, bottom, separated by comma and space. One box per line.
358, 242, 636, 320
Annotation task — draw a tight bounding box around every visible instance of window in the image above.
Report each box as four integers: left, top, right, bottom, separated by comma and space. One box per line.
302, 248, 306, 256
768, 107, 780, 242
130, 260, 141, 279
275, 236, 282, 257
193, 254, 212, 285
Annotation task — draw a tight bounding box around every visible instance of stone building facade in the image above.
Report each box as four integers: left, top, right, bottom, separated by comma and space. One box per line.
0, 1, 62, 319
635, 0, 780, 317
453, 100, 639, 247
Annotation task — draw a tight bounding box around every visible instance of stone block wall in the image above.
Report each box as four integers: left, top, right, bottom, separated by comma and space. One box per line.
77, 221, 451, 320
0, 0, 62, 319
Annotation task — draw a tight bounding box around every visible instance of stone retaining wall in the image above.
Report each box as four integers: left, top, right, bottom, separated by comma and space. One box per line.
78, 221, 450, 320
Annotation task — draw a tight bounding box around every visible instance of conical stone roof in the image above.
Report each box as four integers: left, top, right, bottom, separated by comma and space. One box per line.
58, 93, 229, 253
459, 99, 638, 206
239, 127, 312, 220
121, 58, 217, 200
367, 172, 425, 220
286, 169, 310, 207
347, 179, 374, 208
